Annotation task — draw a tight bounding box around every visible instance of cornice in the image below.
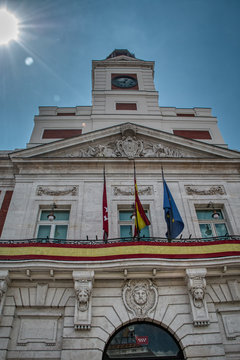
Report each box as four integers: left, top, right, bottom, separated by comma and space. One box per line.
0, 258, 239, 280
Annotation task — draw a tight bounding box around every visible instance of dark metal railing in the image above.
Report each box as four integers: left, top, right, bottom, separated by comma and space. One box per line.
0, 235, 239, 245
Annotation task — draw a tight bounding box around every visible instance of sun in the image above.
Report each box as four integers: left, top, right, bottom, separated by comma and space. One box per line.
0, 9, 19, 45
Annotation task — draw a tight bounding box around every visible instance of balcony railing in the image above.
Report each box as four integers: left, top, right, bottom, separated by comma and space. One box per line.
0, 234, 239, 245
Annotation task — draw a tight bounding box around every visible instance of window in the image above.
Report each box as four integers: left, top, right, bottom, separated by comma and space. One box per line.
119, 209, 150, 239
36, 209, 69, 241
116, 103, 137, 110
196, 209, 229, 238
173, 130, 211, 139
103, 322, 185, 360
42, 129, 82, 139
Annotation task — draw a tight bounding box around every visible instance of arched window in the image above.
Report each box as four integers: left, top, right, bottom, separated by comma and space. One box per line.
103, 322, 184, 360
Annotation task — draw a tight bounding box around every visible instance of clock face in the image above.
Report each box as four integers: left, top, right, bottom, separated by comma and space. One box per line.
112, 75, 137, 89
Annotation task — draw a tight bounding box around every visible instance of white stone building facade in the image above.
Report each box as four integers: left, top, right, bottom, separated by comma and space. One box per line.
0, 49, 240, 360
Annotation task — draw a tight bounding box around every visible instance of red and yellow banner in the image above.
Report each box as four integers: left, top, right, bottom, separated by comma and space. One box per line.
0, 239, 240, 261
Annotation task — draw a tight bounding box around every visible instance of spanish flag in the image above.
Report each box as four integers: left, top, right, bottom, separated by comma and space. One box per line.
134, 163, 151, 238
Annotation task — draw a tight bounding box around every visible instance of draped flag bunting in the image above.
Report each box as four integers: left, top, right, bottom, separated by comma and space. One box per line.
162, 169, 184, 241
134, 163, 151, 238
0, 239, 240, 261
102, 166, 109, 241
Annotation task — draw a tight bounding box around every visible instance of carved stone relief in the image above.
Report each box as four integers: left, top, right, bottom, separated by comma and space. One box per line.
185, 185, 225, 196
122, 279, 158, 318
61, 135, 188, 159
120, 123, 137, 137
36, 185, 78, 196
73, 270, 94, 330
186, 268, 209, 326
113, 185, 153, 196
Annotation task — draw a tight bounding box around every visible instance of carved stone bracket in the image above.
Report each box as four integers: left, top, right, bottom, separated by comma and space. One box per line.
185, 185, 225, 196
36, 185, 78, 196
122, 279, 158, 318
0, 270, 9, 322
186, 268, 209, 327
73, 270, 94, 330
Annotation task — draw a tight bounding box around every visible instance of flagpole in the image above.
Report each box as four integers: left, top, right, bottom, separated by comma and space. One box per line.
134, 161, 140, 240
103, 165, 108, 243
162, 166, 172, 242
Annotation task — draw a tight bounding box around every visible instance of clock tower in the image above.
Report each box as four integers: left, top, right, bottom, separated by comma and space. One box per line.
91, 49, 161, 128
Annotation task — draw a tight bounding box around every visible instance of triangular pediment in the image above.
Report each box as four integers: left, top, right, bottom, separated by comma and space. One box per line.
10, 123, 240, 161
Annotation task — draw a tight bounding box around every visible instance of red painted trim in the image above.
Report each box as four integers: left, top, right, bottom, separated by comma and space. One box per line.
0, 191, 13, 237
173, 130, 212, 139
42, 129, 82, 139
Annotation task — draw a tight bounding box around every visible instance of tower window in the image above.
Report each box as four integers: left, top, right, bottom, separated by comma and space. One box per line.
173, 130, 212, 139
116, 103, 137, 110
42, 129, 82, 139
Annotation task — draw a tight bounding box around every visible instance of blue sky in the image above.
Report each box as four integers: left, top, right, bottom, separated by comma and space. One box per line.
0, 0, 240, 151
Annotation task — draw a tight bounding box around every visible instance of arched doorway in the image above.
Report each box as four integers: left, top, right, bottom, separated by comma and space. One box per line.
103, 321, 184, 360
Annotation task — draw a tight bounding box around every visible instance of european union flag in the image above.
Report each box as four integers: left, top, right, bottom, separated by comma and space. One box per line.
163, 179, 184, 240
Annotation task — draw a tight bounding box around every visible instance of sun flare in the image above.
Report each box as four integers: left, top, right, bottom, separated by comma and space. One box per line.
0, 9, 19, 45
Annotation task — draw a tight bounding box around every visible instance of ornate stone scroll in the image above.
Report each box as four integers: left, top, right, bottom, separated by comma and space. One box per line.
186, 268, 209, 326
0, 271, 9, 322
65, 136, 187, 159
122, 279, 158, 318
113, 186, 152, 196
36, 185, 78, 196
185, 185, 225, 196
73, 270, 94, 330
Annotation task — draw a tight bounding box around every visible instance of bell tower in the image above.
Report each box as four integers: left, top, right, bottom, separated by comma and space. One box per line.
91, 49, 161, 117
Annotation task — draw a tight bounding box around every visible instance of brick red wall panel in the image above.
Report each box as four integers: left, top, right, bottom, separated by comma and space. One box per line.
173, 130, 212, 139
42, 129, 82, 139
116, 103, 137, 110
0, 191, 13, 237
